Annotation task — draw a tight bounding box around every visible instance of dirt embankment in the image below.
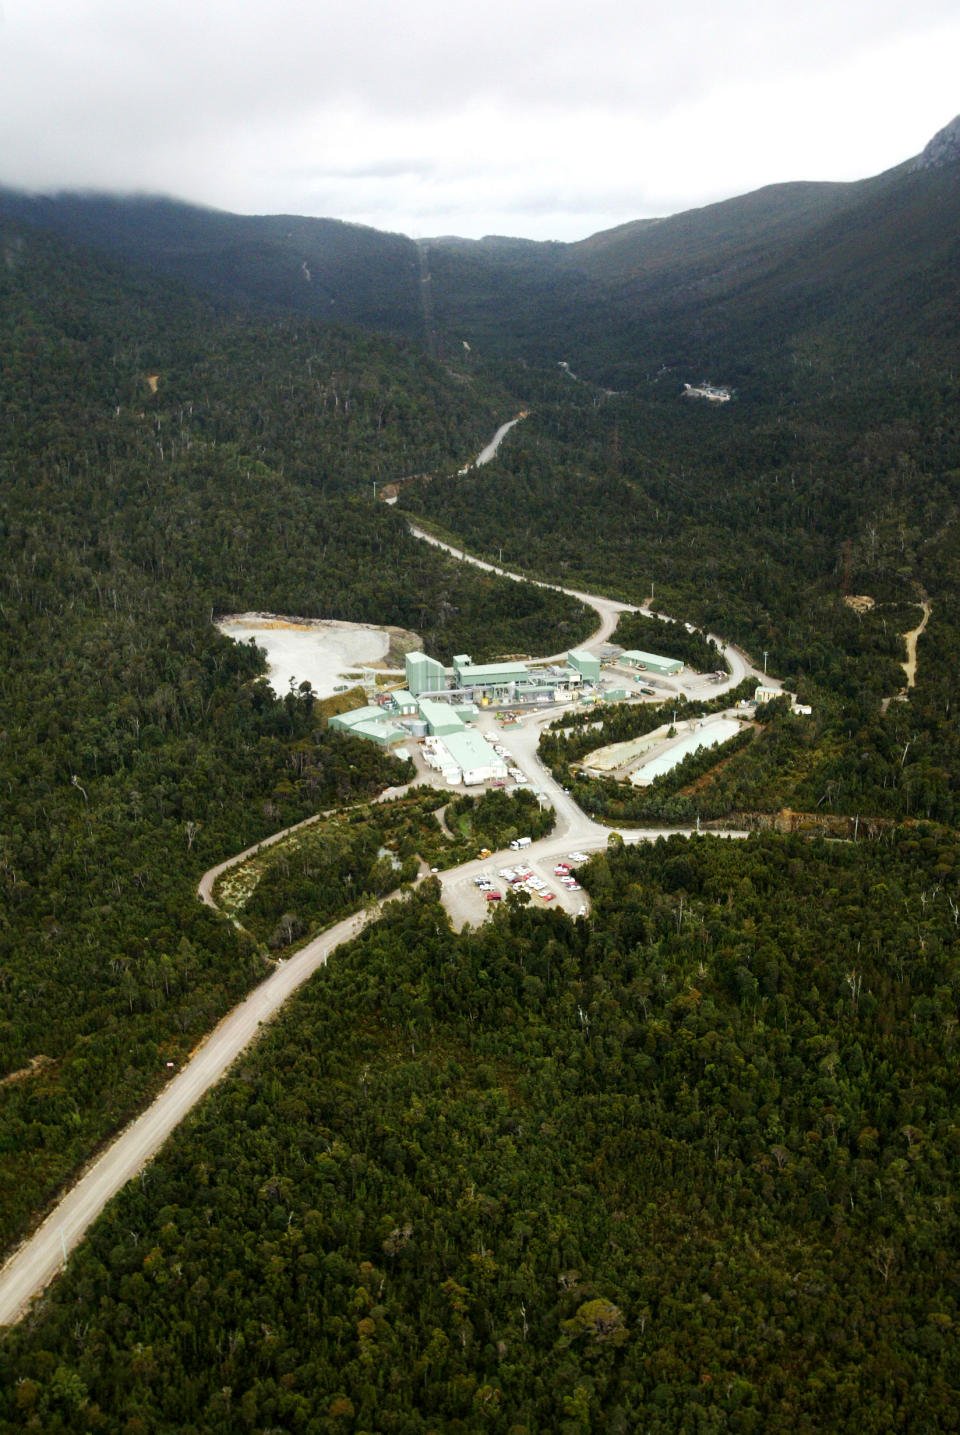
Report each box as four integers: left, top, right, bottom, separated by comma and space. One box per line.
728, 809, 894, 841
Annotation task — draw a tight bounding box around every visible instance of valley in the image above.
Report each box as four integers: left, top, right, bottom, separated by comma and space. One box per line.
0, 549, 753, 1326
1, 122, 959, 1431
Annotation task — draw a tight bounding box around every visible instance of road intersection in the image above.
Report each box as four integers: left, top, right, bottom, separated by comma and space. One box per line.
0, 529, 761, 1329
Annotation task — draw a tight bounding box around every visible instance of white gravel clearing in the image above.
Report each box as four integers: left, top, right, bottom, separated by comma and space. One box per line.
217, 613, 393, 699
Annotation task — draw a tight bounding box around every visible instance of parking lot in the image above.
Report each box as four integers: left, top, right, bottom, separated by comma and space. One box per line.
439, 845, 593, 928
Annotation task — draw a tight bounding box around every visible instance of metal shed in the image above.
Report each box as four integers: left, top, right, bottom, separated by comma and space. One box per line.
621, 649, 683, 675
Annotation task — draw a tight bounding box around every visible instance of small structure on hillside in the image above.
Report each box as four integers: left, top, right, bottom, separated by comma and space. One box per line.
683, 382, 732, 403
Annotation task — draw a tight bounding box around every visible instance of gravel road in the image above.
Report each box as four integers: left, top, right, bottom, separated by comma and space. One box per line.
0, 531, 755, 1329
0, 902, 386, 1328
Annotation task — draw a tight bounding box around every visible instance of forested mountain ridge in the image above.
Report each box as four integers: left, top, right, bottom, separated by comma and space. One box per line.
425, 149, 960, 391
3, 118, 958, 391
0, 190, 424, 336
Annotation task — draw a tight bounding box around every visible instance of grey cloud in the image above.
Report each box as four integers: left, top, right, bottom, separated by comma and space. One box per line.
0, 0, 958, 240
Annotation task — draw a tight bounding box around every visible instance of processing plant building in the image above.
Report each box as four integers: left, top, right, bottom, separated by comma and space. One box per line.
451, 655, 530, 690
567, 648, 601, 683
326, 644, 635, 780
405, 652, 447, 696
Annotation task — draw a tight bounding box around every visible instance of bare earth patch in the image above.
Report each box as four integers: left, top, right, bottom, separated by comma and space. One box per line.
216, 613, 421, 699
0, 1055, 52, 1089
844, 594, 875, 613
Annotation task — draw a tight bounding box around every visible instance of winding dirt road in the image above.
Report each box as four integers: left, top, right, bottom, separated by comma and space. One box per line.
902, 595, 932, 688
0, 528, 755, 1330
409, 524, 762, 693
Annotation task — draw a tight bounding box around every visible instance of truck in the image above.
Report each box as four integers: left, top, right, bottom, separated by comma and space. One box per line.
510, 836, 532, 850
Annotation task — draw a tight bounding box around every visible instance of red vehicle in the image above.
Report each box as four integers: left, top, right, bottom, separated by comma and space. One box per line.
485, 891, 502, 902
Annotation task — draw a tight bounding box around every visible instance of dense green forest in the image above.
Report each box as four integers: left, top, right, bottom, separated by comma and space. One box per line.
400, 357, 960, 827
2, 833, 958, 1431
214, 786, 555, 951
0, 217, 588, 1247
3, 138, 960, 1432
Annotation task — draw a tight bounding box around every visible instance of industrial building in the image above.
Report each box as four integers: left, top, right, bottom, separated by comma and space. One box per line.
567, 649, 601, 683
621, 649, 683, 676
331, 640, 623, 782
385, 689, 419, 717
328, 706, 409, 746
441, 731, 508, 785
405, 648, 607, 704
330, 688, 508, 785
417, 698, 465, 737
452, 655, 530, 690
405, 651, 447, 696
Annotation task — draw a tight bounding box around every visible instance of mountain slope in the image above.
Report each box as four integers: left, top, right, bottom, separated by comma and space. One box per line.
0, 190, 425, 336
2, 120, 958, 393
427, 150, 960, 389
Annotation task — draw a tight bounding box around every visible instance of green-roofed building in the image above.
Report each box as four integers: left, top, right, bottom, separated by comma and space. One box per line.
621, 649, 683, 675
328, 705, 384, 732
567, 649, 601, 682
418, 699, 465, 737
452, 653, 529, 689
328, 706, 408, 746
350, 719, 408, 746
405, 651, 448, 696
386, 689, 419, 716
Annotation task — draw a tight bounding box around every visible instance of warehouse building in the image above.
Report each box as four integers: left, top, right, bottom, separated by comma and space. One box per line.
621, 649, 683, 676
440, 731, 509, 786
417, 698, 465, 737
384, 689, 419, 716
405, 651, 447, 696
452, 654, 530, 691
567, 649, 601, 683
328, 706, 409, 746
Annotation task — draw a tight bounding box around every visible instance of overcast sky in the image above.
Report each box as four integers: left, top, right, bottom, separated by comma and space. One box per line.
2, 0, 958, 241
